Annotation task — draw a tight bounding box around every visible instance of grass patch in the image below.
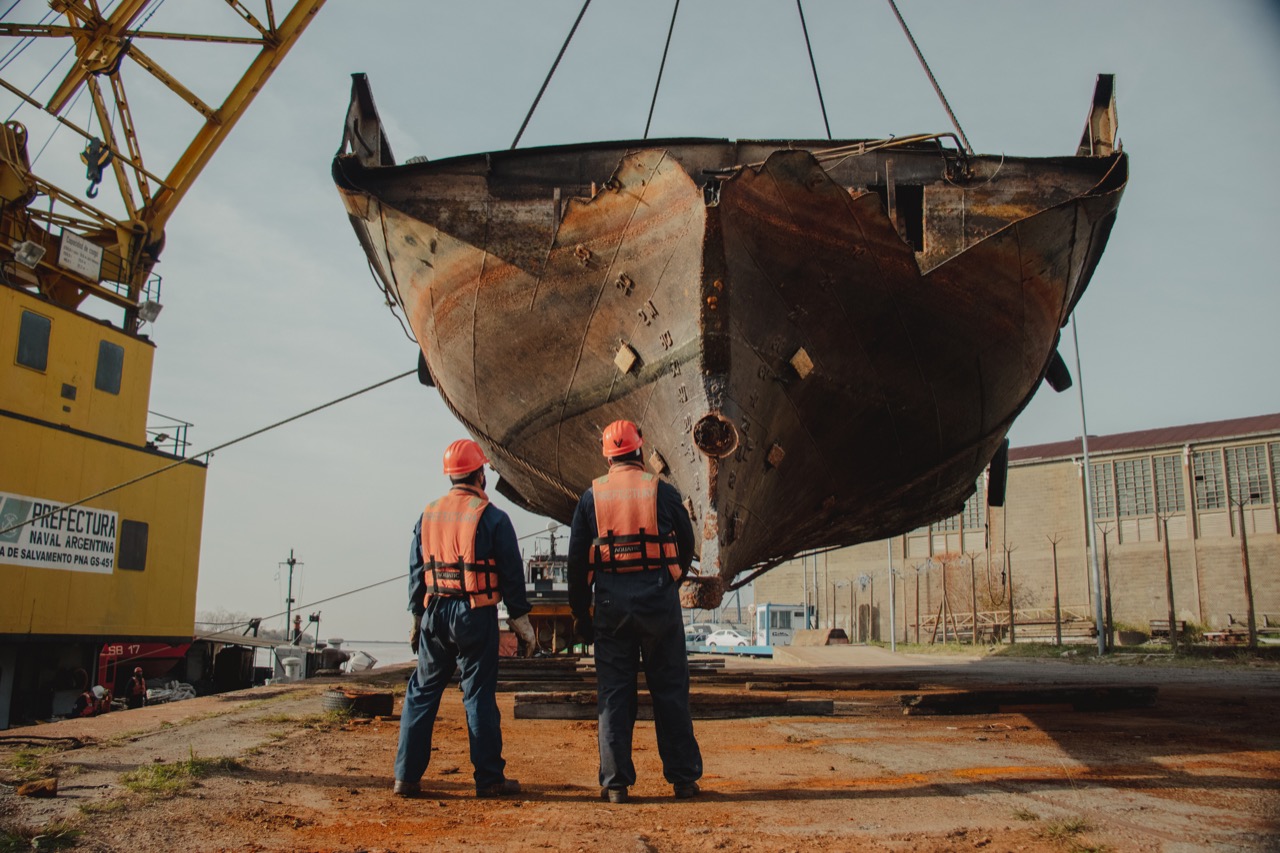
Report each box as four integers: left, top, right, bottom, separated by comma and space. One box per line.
78, 798, 128, 816
0, 820, 81, 852
121, 750, 243, 798
3, 748, 59, 782
294, 709, 353, 731
1042, 817, 1090, 840
1011, 807, 1040, 821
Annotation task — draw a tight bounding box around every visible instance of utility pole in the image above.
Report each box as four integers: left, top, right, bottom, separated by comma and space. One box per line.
1160, 517, 1178, 652
1234, 498, 1259, 650
280, 549, 302, 642
1047, 534, 1063, 646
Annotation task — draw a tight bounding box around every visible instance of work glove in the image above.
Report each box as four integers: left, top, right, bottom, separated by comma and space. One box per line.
573, 614, 594, 646
409, 612, 422, 655
507, 614, 539, 657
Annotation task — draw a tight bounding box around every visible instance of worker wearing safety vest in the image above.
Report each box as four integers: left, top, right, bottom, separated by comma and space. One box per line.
568, 419, 702, 804
393, 438, 536, 799
127, 667, 147, 709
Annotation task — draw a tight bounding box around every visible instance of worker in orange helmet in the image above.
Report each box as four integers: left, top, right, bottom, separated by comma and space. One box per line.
568, 419, 701, 803
393, 438, 535, 799
127, 666, 147, 709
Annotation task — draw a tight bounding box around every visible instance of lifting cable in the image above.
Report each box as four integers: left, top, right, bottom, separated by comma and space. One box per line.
510, 0, 592, 150
796, 0, 832, 140
643, 0, 680, 140
886, 0, 973, 154
0, 369, 416, 540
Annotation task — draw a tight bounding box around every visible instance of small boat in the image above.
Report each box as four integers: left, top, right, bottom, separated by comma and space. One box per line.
332, 74, 1127, 607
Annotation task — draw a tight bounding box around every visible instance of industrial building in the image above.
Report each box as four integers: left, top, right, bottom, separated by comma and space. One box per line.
755, 413, 1280, 643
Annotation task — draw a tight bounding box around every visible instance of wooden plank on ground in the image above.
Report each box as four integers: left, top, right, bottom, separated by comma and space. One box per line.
900, 685, 1158, 716
514, 691, 833, 720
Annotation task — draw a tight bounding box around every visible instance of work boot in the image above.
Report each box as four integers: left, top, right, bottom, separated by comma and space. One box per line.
673, 781, 700, 799
600, 786, 629, 804
476, 778, 521, 797
392, 779, 421, 797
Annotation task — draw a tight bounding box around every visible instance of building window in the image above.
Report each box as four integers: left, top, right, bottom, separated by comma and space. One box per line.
1153, 454, 1185, 514
1225, 444, 1271, 506
770, 610, 792, 629
117, 520, 149, 571
962, 477, 985, 529
1115, 458, 1154, 517
1271, 443, 1280, 506
936, 513, 961, 531
94, 340, 124, 395
1089, 461, 1115, 518
1192, 450, 1225, 511
16, 310, 51, 371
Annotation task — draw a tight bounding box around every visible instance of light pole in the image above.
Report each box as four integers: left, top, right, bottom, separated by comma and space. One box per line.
279, 549, 302, 641
1072, 315, 1107, 655
887, 539, 897, 653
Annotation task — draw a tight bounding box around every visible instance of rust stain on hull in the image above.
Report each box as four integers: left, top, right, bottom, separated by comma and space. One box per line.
334, 74, 1128, 606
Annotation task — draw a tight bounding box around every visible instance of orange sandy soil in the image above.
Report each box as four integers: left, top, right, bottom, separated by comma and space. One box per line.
1, 653, 1278, 852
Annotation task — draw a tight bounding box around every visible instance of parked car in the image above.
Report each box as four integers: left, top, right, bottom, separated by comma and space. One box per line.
684, 631, 708, 647
705, 628, 751, 648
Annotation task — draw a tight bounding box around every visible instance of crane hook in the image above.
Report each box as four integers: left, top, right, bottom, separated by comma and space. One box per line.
81, 137, 113, 198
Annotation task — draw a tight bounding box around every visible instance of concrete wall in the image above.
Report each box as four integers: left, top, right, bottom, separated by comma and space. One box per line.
755, 435, 1280, 638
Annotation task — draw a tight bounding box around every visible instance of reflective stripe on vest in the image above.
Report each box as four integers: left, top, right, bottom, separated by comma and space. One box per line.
421, 485, 502, 609
589, 462, 681, 581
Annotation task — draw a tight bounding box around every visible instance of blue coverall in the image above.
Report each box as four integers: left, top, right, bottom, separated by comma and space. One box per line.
567, 467, 703, 791
393, 494, 531, 792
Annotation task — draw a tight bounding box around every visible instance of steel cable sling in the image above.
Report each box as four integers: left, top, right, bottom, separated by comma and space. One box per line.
886, 0, 973, 154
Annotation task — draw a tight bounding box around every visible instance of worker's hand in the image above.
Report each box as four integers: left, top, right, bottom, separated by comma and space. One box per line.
409, 612, 422, 655
507, 614, 539, 657
573, 615, 594, 646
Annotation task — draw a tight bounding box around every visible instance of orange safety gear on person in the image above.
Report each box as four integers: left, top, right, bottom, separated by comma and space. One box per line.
443, 439, 488, 476
589, 462, 681, 582
129, 671, 146, 696
601, 420, 643, 458
421, 485, 502, 609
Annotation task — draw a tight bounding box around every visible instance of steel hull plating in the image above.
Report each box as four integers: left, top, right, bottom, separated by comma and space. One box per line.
334, 78, 1126, 605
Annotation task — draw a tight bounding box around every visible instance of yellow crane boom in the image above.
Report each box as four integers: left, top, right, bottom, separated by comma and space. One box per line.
0, 0, 326, 328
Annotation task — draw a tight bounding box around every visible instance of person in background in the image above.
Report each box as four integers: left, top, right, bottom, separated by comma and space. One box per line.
127, 666, 147, 710
568, 419, 702, 804
393, 438, 538, 798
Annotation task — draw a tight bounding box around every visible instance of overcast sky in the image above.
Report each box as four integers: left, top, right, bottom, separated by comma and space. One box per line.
5, 1, 1279, 641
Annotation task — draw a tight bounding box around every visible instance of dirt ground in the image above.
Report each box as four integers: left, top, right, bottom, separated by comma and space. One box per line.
1, 648, 1278, 852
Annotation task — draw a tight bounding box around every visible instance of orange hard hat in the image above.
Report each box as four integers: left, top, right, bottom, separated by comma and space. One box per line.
443, 438, 488, 476
602, 420, 643, 457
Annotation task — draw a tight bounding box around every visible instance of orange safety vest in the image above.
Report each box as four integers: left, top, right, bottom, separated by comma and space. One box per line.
130, 675, 146, 698
421, 484, 502, 609
589, 462, 681, 582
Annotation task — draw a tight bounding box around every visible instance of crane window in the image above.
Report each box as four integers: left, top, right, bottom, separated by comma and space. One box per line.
95, 340, 124, 395
16, 310, 51, 371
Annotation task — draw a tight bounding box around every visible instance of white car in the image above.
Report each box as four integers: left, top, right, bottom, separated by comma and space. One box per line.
704, 629, 750, 647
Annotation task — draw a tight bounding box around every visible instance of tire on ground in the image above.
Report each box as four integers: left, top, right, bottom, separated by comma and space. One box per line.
321, 688, 394, 717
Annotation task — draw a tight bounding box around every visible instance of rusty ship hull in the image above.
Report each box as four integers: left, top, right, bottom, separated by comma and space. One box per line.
333, 75, 1127, 605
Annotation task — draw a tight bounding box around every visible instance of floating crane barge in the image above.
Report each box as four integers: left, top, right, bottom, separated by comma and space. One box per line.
334, 74, 1127, 607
